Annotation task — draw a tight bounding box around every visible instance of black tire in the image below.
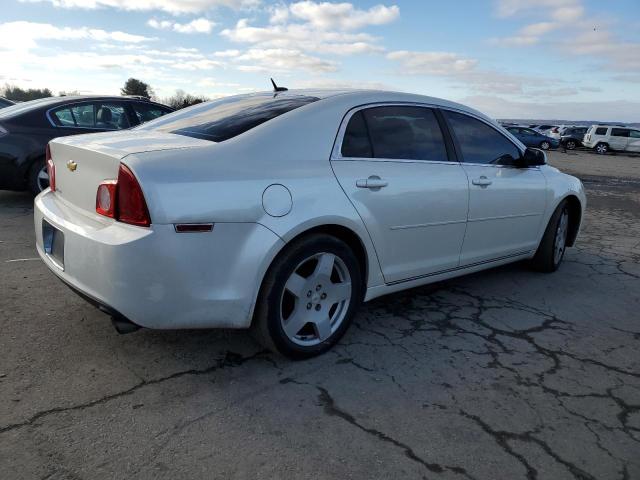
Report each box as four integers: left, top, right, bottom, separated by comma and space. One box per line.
540, 141, 551, 150
27, 157, 47, 196
251, 234, 363, 359
566, 140, 577, 150
530, 201, 570, 273
595, 143, 609, 155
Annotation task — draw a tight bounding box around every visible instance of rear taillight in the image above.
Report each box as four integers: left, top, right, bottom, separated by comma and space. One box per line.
45, 144, 56, 192
551, 127, 558, 133
95, 163, 151, 227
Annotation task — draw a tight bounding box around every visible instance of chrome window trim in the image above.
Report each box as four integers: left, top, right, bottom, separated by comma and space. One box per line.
331, 101, 458, 164
331, 102, 529, 168
46, 99, 133, 129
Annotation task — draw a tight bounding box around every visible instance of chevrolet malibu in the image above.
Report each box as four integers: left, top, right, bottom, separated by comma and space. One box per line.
35, 89, 586, 358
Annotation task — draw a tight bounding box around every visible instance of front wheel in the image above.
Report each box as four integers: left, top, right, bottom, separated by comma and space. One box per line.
252, 234, 363, 359
540, 141, 551, 150
595, 143, 609, 155
565, 140, 577, 150
530, 202, 570, 272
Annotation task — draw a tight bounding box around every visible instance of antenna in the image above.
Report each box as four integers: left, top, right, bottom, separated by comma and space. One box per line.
270, 78, 288, 92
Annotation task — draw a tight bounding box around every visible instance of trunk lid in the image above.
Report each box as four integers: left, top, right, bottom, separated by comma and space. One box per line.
49, 131, 211, 214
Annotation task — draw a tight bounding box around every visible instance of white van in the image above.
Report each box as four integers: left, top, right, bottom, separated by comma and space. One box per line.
583, 125, 640, 154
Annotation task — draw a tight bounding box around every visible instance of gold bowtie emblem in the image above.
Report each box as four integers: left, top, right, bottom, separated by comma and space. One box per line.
66, 160, 77, 172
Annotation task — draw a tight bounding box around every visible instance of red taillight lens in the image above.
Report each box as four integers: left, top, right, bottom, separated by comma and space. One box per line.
45, 144, 55, 192
96, 180, 117, 218
116, 164, 151, 227
95, 164, 151, 227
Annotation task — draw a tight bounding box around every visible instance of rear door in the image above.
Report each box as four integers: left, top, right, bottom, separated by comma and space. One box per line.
610, 128, 630, 151
331, 105, 469, 283
442, 110, 547, 265
49, 101, 131, 133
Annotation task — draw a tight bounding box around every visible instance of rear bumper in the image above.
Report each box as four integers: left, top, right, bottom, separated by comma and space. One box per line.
34, 190, 284, 329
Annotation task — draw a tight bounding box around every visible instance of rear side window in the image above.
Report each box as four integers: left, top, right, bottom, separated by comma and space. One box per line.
595, 127, 608, 135
361, 106, 447, 162
341, 111, 372, 158
72, 104, 95, 127
631, 130, 640, 138
444, 111, 521, 165
611, 128, 630, 137
137, 93, 319, 142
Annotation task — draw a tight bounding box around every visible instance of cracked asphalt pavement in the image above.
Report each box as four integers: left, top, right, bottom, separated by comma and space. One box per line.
1, 150, 639, 479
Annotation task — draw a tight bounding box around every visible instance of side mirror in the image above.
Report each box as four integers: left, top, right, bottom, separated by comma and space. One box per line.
522, 147, 546, 167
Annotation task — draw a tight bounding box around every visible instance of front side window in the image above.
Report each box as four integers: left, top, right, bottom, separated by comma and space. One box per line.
522, 128, 538, 135
360, 106, 447, 162
611, 128, 630, 138
595, 127, 608, 135
95, 103, 130, 130
132, 103, 171, 124
443, 111, 521, 165
71, 104, 95, 128
137, 93, 319, 142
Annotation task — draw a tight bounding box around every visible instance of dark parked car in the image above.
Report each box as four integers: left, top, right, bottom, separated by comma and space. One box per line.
559, 126, 589, 150
0, 96, 173, 194
0, 97, 15, 109
505, 126, 559, 150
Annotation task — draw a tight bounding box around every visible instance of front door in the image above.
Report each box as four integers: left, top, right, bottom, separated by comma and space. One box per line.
442, 110, 547, 265
331, 106, 469, 283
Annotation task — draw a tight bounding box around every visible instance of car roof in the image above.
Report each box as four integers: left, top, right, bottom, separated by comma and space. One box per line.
237, 88, 492, 122
0, 95, 170, 120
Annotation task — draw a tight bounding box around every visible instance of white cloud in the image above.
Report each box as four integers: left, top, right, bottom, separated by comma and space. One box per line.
148, 18, 216, 34
462, 94, 640, 123
221, 19, 382, 55
212, 49, 241, 57
493, 0, 579, 18
235, 48, 337, 73
387, 51, 477, 76
269, 3, 290, 24
288, 1, 399, 30
18, 0, 260, 14
0, 21, 153, 52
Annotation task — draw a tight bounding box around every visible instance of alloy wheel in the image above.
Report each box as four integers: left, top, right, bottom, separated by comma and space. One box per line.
279, 252, 352, 347
596, 144, 608, 155
37, 165, 49, 192
554, 210, 569, 265
540, 141, 550, 150
566, 141, 576, 150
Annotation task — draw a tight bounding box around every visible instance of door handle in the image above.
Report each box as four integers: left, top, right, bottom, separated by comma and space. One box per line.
472, 176, 492, 187
356, 176, 388, 190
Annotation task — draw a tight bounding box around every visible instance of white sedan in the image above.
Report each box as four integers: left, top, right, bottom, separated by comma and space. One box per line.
35, 89, 586, 358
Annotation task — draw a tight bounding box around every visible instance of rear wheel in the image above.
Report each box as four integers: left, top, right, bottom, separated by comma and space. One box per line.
252, 234, 362, 359
27, 158, 49, 196
595, 143, 609, 155
540, 141, 551, 150
565, 140, 577, 150
530, 201, 570, 272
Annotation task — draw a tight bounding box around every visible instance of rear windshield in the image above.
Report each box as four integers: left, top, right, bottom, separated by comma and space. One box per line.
0, 97, 60, 119
136, 93, 320, 142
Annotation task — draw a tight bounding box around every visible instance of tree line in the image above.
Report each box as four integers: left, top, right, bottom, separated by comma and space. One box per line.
0, 78, 209, 110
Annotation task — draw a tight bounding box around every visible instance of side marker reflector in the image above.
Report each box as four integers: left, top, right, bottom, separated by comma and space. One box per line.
174, 223, 214, 233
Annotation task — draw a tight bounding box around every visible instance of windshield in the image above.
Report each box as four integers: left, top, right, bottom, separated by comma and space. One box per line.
135, 93, 320, 142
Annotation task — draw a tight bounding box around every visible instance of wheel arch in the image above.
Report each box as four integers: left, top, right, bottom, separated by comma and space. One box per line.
249, 219, 378, 324
562, 194, 582, 247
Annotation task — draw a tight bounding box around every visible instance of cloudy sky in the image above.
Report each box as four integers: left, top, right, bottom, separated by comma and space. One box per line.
1, 0, 639, 121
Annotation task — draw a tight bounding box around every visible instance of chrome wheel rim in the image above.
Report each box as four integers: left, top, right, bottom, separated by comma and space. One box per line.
279, 252, 351, 347
541, 142, 550, 150
554, 210, 569, 265
37, 166, 49, 192
596, 144, 607, 154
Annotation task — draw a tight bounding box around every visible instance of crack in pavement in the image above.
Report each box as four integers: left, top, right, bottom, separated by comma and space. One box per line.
0, 350, 269, 435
